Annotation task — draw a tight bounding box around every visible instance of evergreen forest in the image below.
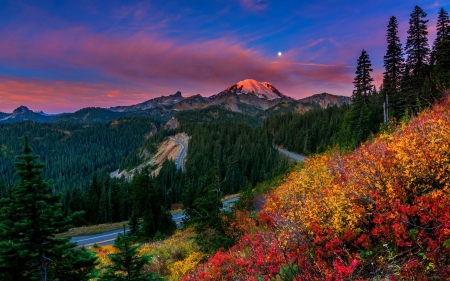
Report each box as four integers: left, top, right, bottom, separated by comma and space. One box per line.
0, 4, 449, 280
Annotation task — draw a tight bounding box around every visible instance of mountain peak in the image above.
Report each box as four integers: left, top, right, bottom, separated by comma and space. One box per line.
299, 92, 351, 107
13, 106, 31, 114
109, 92, 185, 112
220, 79, 292, 100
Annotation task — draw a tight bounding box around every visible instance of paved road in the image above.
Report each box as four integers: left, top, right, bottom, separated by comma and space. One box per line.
71, 197, 239, 247
170, 136, 187, 172
71, 228, 129, 248
276, 147, 306, 162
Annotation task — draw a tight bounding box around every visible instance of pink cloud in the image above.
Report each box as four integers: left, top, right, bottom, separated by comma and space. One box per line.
0, 77, 162, 113
0, 25, 357, 112
238, 0, 268, 11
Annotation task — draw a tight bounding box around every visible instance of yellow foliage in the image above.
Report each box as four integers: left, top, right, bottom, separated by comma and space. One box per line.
265, 97, 450, 250
92, 229, 203, 280
169, 252, 205, 281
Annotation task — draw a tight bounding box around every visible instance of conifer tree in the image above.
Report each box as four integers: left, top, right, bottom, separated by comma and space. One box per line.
87, 174, 101, 223
383, 16, 405, 120
350, 50, 375, 144
130, 168, 175, 240
404, 5, 430, 113
99, 228, 162, 281
184, 167, 229, 253
353, 49, 374, 99
431, 8, 450, 90
0, 137, 97, 281
0, 179, 6, 199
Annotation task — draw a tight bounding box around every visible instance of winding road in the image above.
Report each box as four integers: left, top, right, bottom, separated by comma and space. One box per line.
169, 136, 187, 172
71, 144, 303, 247
71, 197, 239, 247
276, 147, 306, 162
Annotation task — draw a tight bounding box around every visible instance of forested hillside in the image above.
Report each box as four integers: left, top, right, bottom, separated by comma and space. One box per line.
264, 104, 351, 155
183, 92, 450, 280
180, 5, 450, 279
0, 113, 290, 231
0, 117, 158, 190
182, 121, 288, 195
1, 2, 449, 281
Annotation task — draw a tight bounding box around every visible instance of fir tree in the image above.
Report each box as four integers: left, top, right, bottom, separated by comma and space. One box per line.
87, 174, 102, 223
404, 5, 430, 113
0, 137, 97, 281
130, 168, 175, 240
431, 8, 450, 90
383, 16, 405, 120
184, 167, 230, 253
0, 179, 7, 199
99, 228, 162, 281
350, 50, 375, 145
353, 49, 374, 99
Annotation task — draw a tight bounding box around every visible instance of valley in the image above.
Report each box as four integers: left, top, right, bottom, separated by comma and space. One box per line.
1, 1, 449, 280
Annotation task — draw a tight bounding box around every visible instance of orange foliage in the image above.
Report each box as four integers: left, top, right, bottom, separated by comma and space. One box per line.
184, 96, 450, 280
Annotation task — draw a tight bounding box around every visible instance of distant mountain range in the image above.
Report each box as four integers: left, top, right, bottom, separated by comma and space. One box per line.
0, 106, 58, 123
0, 79, 351, 124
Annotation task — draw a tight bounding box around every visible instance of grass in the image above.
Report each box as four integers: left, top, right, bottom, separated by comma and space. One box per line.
59, 195, 240, 239
223, 193, 240, 201
56, 221, 130, 239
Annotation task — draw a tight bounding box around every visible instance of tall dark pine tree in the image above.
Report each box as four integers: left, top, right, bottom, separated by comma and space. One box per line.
183, 167, 229, 253
383, 16, 405, 120
431, 8, 450, 91
99, 228, 162, 281
350, 50, 375, 144
404, 5, 430, 113
129, 168, 175, 240
0, 180, 7, 199
0, 137, 97, 281
87, 174, 102, 224
353, 49, 374, 99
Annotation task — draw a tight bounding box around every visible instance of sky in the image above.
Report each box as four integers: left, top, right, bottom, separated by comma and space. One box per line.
0, 0, 449, 113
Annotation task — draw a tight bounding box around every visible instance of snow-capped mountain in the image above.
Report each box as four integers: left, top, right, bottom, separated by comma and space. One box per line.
1, 79, 352, 123
214, 79, 293, 101
34, 110, 56, 116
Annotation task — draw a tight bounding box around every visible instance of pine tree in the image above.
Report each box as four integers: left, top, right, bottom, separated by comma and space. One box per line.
353, 49, 374, 99
431, 8, 450, 91
99, 228, 163, 281
130, 168, 175, 240
99, 170, 113, 224
0, 179, 7, 199
350, 50, 375, 145
184, 167, 229, 253
404, 5, 430, 113
0, 137, 97, 281
383, 16, 405, 120
87, 174, 102, 224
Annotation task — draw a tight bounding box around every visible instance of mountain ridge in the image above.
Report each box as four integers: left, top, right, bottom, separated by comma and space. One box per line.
0, 79, 351, 123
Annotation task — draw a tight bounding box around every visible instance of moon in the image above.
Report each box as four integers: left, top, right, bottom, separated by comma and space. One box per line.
278, 52, 282, 56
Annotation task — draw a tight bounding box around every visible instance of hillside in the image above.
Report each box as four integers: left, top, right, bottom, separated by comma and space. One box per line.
0, 117, 158, 195
111, 132, 189, 179
182, 94, 450, 280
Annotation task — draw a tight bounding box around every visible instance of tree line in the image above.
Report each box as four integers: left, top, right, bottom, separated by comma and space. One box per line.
0, 139, 164, 280
266, 6, 450, 154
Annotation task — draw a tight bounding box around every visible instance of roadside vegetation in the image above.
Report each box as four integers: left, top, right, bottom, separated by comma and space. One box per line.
0, 4, 448, 280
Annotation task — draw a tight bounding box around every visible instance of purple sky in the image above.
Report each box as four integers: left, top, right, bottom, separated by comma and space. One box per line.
0, 0, 448, 113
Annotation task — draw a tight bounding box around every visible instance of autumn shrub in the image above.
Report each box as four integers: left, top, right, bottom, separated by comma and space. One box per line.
93, 229, 203, 280
183, 96, 450, 280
